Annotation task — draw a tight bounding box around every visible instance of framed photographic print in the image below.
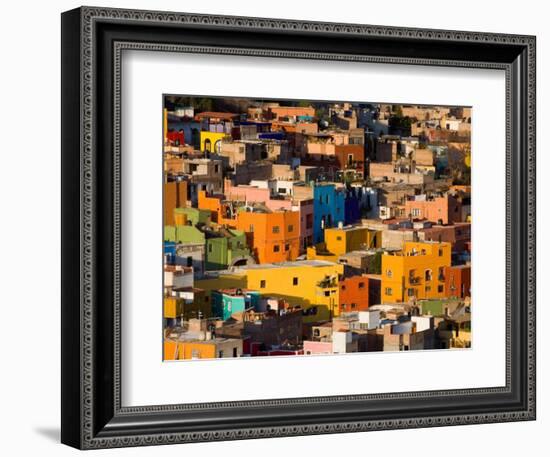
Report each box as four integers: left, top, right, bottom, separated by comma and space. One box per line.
61, 6, 536, 449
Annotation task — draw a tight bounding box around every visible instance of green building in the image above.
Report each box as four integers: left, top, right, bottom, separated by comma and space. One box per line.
174, 207, 211, 226
211, 289, 261, 320
164, 225, 205, 244
205, 229, 253, 271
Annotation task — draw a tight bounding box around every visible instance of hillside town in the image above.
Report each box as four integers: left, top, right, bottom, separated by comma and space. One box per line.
162, 97, 472, 360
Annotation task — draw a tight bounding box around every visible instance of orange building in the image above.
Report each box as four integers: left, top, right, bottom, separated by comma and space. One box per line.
197, 191, 237, 226
338, 275, 380, 313
268, 106, 315, 120
381, 241, 452, 303
164, 338, 242, 360
236, 210, 300, 264
164, 181, 187, 226
198, 191, 301, 264
338, 276, 369, 313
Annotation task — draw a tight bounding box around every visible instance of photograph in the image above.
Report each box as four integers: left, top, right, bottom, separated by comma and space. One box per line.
162, 96, 472, 361
55, 3, 537, 450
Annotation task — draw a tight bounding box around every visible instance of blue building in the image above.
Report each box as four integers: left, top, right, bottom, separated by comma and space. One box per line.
164, 241, 177, 265
312, 184, 345, 244
211, 289, 261, 321
344, 186, 379, 223
344, 191, 360, 225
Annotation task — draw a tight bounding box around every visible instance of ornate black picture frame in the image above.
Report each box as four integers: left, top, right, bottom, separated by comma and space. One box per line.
61, 6, 536, 449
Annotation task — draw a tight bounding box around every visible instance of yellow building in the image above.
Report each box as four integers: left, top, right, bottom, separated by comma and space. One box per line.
164, 338, 242, 360
200, 131, 228, 153
325, 225, 381, 255
307, 225, 381, 261
196, 260, 344, 322
381, 241, 452, 303
164, 290, 210, 320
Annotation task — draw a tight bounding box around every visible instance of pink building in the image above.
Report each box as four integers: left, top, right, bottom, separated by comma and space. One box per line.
224, 180, 293, 212
303, 340, 333, 355
293, 198, 314, 252
404, 194, 462, 224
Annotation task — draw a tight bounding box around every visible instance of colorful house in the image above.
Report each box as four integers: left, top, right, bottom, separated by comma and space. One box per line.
381, 241, 452, 303
444, 264, 471, 298
205, 229, 253, 270
173, 207, 211, 227
197, 260, 345, 322
338, 275, 381, 313
164, 288, 209, 322
164, 338, 242, 360
404, 194, 462, 224
164, 181, 187, 226
200, 131, 228, 153
211, 288, 261, 320
235, 209, 301, 264
313, 183, 345, 243
164, 225, 205, 244
307, 225, 381, 262
324, 225, 381, 256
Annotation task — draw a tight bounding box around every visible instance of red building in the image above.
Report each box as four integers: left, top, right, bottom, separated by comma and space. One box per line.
338, 275, 381, 313
166, 130, 185, 146
444, 265, 471, 299
334, 144, 365, 172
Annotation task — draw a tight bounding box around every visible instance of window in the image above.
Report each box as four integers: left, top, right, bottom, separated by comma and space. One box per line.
218, 350, 224, 358
438, 285, 444, 293
336, 236, 342, 241
232, 347, 238, 357
358, 282, 365, 289
288, 224, 294, 232
273, 244, 280, 253
324, 291, 330, 297
438, 248, 443, 256
425, 286, 431, 293
214, 164, 219, 173
293, 277, 299, 286
386, 269, 393, 278
351, 303, 357, 309
341, 304, 346, 311
412, 208, 420, 217
407, 288, 416, 297
208, 243, 213, 253
341, 285, 346, 291
186, 256, 193, 267
260, 280, 266, 288
272, 226, 280, 234
385, 287, 393, 296
425, 269, 432, 281
191, 349, 200, 359
285, 243, 290, 252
